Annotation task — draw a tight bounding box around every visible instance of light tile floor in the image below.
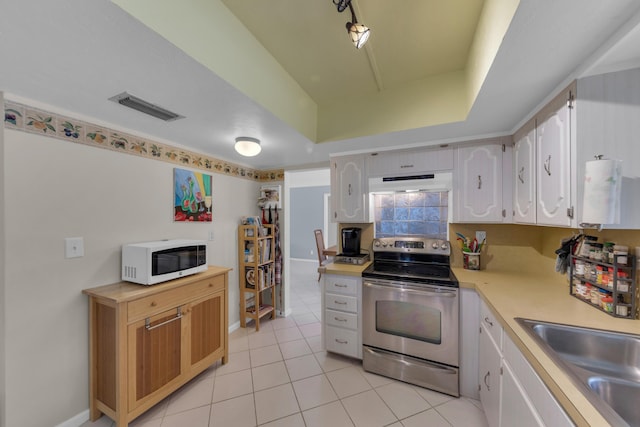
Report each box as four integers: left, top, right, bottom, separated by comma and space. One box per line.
82, 261, 488, 427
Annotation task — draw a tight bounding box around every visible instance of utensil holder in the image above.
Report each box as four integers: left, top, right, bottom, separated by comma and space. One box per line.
463, 251, 481, 270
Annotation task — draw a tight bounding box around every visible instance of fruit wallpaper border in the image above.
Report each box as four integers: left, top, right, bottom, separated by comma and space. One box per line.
3, 100, 284, 182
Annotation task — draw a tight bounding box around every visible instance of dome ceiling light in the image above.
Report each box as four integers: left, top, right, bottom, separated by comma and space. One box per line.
234, 137, 262, 157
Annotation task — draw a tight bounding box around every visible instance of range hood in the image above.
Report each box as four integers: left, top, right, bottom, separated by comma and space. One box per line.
368, 172, 452, 193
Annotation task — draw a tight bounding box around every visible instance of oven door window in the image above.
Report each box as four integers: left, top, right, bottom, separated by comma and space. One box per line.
375, 300, 441, 344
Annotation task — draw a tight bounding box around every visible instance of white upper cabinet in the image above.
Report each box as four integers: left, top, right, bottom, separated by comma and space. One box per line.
513, 119, 537, 224
454, 140, 511, 223
511, 82, 577, 228
330, 154, 368, 223
367, 146, 453, 177
536, 83, 575, 227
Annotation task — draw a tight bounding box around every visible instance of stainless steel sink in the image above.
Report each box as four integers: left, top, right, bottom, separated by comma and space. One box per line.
516, 318, 640, 427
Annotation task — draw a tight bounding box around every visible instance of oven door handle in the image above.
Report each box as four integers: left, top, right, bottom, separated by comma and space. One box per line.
364, 281, 457, 298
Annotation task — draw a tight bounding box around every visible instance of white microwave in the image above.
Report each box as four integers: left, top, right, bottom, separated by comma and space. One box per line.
122, 239, 207, 285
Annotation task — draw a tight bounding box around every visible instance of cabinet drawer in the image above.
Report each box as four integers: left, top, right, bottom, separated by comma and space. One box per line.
128, 275, 224, 322
325, 276, 358, 295
325, 309, 358, 330
325, 326, 359, 358
480, 300, 502, 349
325, 293, 357, 313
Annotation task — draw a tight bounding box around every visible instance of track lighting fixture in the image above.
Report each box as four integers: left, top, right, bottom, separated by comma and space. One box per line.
332, 0, 370, 49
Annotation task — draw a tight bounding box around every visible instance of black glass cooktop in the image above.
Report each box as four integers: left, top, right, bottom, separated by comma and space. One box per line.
363, 260, 459, 288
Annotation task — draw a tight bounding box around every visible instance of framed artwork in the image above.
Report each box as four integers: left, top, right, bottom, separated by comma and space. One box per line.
174, 168, 212, 222
258, 184, 281, 209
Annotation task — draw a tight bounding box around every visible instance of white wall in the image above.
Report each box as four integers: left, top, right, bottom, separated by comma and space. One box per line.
283, 168, 330, 315
2, 127, 259, 427
0, 92, 6, 427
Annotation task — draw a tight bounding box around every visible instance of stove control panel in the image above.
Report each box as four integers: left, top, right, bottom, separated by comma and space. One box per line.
372, 237, 450, 255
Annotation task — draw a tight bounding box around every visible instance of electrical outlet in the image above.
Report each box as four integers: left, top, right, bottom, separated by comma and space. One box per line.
476, 231, 487, 244
65, 237, 84, 258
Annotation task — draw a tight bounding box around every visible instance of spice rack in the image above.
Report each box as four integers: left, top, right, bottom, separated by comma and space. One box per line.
569, 253, 637, 319
238, 224, 276, 331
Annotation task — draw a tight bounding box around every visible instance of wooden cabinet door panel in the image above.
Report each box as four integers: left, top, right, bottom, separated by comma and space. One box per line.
128, 307, 183, 408
190, 292, 224, 367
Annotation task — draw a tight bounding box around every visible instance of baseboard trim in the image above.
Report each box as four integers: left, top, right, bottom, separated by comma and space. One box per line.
277, 308, 293, 317
55, 409, 89, 427
228, 320, 240, 333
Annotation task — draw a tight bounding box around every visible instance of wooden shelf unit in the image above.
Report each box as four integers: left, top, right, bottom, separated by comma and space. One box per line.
238, 224, 276, 330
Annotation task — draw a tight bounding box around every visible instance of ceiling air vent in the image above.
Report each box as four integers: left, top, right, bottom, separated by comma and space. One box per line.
108, 92, 184, 122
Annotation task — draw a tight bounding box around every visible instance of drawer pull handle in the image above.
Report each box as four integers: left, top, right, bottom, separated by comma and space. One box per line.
145, 307, 182, 331
544, 155, 552, 176
334, 284, 348, 288
334, 317, 347, 322
484, 371, 491, 391
484, 317, 493, 327
335, 339, 348, 344
334, 300, 347, 305
209, 283, 213, 287
150, 301, 157, 307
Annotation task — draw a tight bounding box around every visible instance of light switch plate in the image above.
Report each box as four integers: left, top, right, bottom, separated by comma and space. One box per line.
476, 231, 487, 244
65, 237, 84, 258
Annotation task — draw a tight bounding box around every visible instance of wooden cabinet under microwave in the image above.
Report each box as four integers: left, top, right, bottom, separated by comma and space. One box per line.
83, 266, 230, 426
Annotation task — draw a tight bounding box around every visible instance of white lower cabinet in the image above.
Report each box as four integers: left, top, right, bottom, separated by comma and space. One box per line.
478, 301, 573, 427
460, 288, 480, 399
502, 333, 574, 427
479, 322, 502, 427
501, 361, 544, 427
322, 274, 362, 359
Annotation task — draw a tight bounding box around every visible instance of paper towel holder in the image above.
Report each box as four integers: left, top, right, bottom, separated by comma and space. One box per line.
579, 154, 622, 231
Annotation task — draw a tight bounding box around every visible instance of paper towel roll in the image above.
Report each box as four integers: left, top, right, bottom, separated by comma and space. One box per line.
581, 159, 622, 224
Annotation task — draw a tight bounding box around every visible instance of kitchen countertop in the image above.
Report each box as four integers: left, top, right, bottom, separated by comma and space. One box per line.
83, 265, 232, 302
322, 259, 638, 425
319, 261, 372, 277
454, 266, 639, 427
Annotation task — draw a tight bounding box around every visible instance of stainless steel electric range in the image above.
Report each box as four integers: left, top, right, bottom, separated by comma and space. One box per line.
362, 236, 460, 397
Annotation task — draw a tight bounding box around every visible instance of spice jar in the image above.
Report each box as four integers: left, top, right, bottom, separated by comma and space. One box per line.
589, 243, 603, 261
596, 265, 604, 284
598, 289, 610, 307
613, 245, 628, 265
589, 263, 598, 281
590, 287, 600, 304
604, 267, 613, 287
602, 296, 614, 313
603, 242, 615, 263
579, 235, 598, 257
616, 305, 629, 317
575, 260, 585, 276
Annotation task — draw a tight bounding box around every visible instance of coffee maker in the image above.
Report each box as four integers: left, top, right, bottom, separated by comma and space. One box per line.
335, 227, 368, 264
341, 227, 362, 256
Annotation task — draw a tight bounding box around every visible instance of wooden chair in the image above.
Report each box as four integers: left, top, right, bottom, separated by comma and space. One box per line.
314, 229, 329, 282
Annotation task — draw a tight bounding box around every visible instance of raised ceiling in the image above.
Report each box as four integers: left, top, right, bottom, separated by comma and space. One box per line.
221, 0, 485, 104
3, 1, 640, 169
